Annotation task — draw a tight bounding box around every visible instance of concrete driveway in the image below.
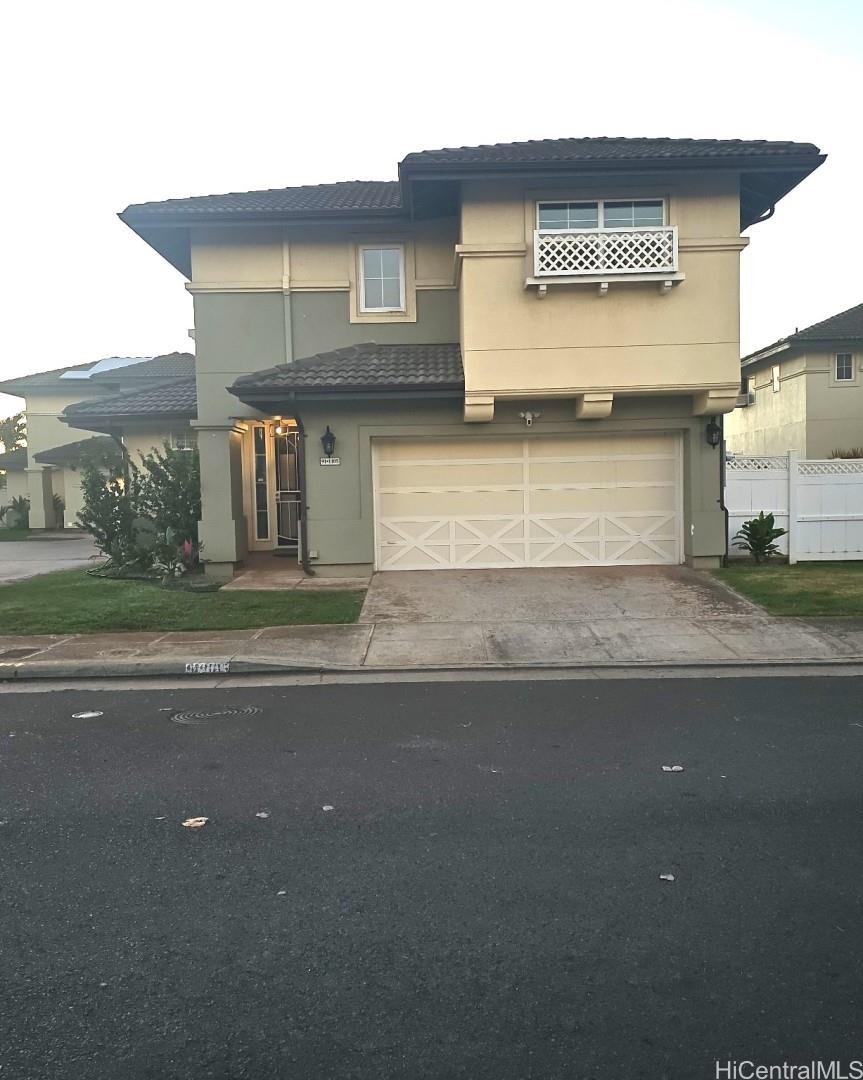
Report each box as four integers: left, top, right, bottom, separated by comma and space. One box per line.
356, 565, 842, 665
359, 565, 754, 623
0, 538, 100, 583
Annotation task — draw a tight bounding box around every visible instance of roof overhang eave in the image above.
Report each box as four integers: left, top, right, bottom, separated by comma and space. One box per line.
231, 385, 464, 409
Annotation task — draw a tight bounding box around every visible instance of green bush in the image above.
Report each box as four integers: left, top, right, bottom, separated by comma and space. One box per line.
732, 511, 787, 564
77, 444, 202, 581
6, 495, 30, 529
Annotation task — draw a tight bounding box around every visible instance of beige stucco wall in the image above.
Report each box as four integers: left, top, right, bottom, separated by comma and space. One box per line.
725, 354, 808, 455
800, 348, 863, 457
457, 174, 744, 411
725, 347, 863, 458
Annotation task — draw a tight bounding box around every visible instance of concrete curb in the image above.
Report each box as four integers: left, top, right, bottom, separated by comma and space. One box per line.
3, 652, 863, 682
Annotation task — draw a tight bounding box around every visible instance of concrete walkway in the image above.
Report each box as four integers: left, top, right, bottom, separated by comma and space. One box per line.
0, 538, 100, 583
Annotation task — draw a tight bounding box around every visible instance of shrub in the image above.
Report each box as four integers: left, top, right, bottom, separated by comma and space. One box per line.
829, 448, 863, 459
77, 443, 202, 581
732, 511, 787, 563
6, 495, 30, 529
52, 493, 65, 528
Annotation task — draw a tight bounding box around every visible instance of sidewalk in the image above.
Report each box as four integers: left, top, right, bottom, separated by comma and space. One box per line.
2, 613, 863, 680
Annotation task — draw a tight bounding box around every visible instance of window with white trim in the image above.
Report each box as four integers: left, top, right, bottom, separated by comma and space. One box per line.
171, 431, 198, 451
836, 353, 854, 381
772, 365, 781, 393
537, 199, 664, 230
359, 245, 405, 312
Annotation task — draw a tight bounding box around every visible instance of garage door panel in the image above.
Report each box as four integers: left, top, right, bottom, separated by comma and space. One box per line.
374, 434, 682, 570
378, 461, 524, 488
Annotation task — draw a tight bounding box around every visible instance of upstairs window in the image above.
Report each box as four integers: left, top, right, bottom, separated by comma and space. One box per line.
772, 365, 781, 392
836, 353, 854, 381
537, 199, 664, 231
359, 245, 405, 312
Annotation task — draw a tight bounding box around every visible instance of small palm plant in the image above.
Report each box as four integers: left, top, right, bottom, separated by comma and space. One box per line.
732, 511, 786, 564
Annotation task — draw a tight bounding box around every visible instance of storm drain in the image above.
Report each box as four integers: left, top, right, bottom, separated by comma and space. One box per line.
171, 706, 262, 727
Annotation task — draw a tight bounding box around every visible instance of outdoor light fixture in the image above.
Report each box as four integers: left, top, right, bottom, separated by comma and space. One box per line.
705, 417, 722, 448
321, 426, 337, 457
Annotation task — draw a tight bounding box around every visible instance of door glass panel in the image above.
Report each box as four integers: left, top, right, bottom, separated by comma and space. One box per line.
253, 426, 269, 540
275, 430, 301, 548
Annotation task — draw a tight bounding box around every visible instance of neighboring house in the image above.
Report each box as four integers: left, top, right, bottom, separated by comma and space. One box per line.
726, 302, 863, 458
108, 136, 823, 578
0, 447, 29, 522
0, 354, 195, 528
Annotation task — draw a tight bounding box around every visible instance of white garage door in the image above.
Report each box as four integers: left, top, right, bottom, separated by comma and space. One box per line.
373, 433, 682, 570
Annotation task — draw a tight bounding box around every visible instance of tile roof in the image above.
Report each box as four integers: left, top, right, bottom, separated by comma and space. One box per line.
95, 352, 195, 380
33, 436, 121, 467
122, 181, 402, 219
0, 447, 27, 470
743, 302, 863, 364
231, 343, 464, 395
64, 377, 198, 421
0, 353, 195, 393
402, 136, 823, 168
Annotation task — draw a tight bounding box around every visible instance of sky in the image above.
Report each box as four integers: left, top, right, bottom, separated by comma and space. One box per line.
1, 0, 861, 420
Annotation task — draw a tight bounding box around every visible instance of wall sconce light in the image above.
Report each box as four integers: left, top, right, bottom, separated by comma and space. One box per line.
321, 426, 337, 457
519, 410, 542, 428
705, 417, 722, 448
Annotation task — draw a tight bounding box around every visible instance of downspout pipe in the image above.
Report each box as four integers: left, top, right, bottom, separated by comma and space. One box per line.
717, 414, 729, 567
109, 433, 131, 490
293, 413, 315, 576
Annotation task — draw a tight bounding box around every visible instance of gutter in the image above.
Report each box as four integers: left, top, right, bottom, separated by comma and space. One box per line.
294, 414, 314, 577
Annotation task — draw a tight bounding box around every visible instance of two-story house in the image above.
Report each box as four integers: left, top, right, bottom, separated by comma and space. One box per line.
0, 354, 195, 529
68, 137, 823, 577
726, 302, 863, 458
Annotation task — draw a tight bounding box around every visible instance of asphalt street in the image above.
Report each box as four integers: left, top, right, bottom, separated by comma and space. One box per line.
2, 677, 862, 1079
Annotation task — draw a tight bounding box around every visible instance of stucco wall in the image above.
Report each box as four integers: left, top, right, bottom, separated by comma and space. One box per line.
457, 174, 744, 407
295, 397, 725, 572
801, 348, 863, 457
725, 356, 808, 456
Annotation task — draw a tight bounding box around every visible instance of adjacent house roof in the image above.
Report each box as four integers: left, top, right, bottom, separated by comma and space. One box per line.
231, 343, 464, 402
62, 376, 198, 433
0, 447, 27, 470
33, 436, 121, 467
120, 136, 825, 276
0, 353, 195, 396
742, 302, 863, 368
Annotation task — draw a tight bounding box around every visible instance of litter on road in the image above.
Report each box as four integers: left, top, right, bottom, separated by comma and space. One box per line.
661, 765, 685, 772
659, 873, 676, 882
71, 711, 103, 719
322, 805, 334, 812
255, 811, 270, 819
182, 817, 209, 828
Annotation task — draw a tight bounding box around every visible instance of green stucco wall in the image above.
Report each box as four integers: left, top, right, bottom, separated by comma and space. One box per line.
291, 290, 459, 359
294, 396, 726, 573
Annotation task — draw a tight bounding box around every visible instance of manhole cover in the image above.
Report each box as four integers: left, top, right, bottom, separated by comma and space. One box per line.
171, 706, 261, 726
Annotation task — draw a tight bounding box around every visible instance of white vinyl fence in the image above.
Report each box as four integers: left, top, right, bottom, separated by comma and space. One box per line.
726, 452, 863, 562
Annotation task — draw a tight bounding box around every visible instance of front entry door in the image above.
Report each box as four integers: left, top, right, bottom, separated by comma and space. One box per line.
274, 429, 301, 550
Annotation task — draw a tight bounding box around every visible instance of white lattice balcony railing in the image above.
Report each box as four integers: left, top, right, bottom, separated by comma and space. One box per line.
534, 226, 678, 278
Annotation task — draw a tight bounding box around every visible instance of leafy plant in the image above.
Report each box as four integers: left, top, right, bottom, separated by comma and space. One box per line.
0, 412, 26, 453
7, 495, 30, 529
77, 443, 202, 583
52, 493, 65, 528
732, 511, 787, 563
829, 448, 863, 459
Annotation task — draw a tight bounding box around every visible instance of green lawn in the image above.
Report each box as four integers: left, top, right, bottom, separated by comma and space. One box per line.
0, 569, 365, 635
0, 528, 31, 541
715, 562, 863, 616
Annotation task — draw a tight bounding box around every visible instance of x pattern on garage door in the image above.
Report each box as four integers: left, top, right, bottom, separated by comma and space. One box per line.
374, 434, 682, 570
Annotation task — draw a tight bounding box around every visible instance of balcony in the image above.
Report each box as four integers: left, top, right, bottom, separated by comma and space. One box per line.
529, 226, 682, 295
